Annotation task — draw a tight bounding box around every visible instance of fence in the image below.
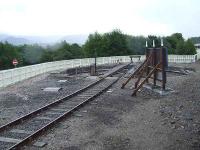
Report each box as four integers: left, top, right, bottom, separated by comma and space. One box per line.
196, 50, 200, 60
168, 55, 196, 63
0, 54, 199, 88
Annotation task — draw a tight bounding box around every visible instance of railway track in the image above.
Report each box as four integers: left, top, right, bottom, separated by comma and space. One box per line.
0, 63, 129, 150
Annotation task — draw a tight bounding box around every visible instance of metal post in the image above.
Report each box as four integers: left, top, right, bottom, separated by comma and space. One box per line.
94, 57, 96, 74
130, 56, 133, 63
153, 40, 157, 86
161, 47, 166, 90
94, 50, 97, 74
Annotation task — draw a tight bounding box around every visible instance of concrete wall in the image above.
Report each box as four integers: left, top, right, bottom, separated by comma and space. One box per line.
196, 49, 200, 60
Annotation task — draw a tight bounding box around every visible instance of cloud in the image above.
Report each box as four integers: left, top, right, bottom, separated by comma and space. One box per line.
0, 0, 199, 38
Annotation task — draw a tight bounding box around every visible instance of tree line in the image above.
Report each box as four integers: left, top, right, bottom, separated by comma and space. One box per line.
0, 30, 197, 70
189, 37, 200, 44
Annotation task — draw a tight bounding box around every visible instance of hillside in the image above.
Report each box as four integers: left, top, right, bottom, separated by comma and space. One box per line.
0, 34, 88, 45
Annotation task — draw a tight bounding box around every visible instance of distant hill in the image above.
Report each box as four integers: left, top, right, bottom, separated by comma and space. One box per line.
61, 35, 88, 45
1, 36, 31, 45
0, 34, 10, 41
0, 34, 88, 46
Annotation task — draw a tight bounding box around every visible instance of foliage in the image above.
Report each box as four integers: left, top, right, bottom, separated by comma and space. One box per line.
40, 50, 55, 62
175, 39, 196, 55
0, 41, 85, 69
183, 40, 196, 55
84, 30, 130, 57
0, 42, 22, 70
0, 31, 197, 70
83, 32, 104, 57
126, 35, 146, 55
40, 41, 84, 62
189, 37, 200, 44
163, 33, 196, 55
103, 30, 130, 56
20, 44, 45, 64
126, 33, 196, 55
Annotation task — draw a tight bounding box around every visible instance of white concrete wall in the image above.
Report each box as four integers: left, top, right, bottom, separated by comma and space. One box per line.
168, 55, 196, 63
196, 49, 200, 60
0, 55, 198, 88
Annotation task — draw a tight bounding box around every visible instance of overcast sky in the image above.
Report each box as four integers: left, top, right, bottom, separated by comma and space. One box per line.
0, 0, 199, 38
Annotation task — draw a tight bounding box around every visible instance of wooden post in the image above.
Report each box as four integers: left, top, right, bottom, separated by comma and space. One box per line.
146, 48, 149, 83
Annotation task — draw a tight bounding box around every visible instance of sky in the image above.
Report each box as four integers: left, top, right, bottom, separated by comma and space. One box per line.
0, 0, 199, 38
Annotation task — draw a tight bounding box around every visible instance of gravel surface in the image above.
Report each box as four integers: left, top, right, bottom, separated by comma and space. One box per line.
1, 62, 200, 150
0, 69, 100, 126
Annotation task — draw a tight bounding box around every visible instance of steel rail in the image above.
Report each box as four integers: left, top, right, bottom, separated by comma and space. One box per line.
0, 63, 129, 150
9, 74, 122, 150
0, 79, 101, 132
0, 63, 128, 132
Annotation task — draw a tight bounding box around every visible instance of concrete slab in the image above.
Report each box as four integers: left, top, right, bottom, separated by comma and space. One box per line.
107, 89, 113, 93
0, 136, 21, 143
10, 129, 33, 134
74, 114, 83, 117
143, 83, 175, 96
58, 80, 68, 83
43, 87, 62, 92
33, 141, 47, 147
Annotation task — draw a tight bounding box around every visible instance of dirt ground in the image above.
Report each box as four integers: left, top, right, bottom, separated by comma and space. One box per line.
0, 62, 200, 150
